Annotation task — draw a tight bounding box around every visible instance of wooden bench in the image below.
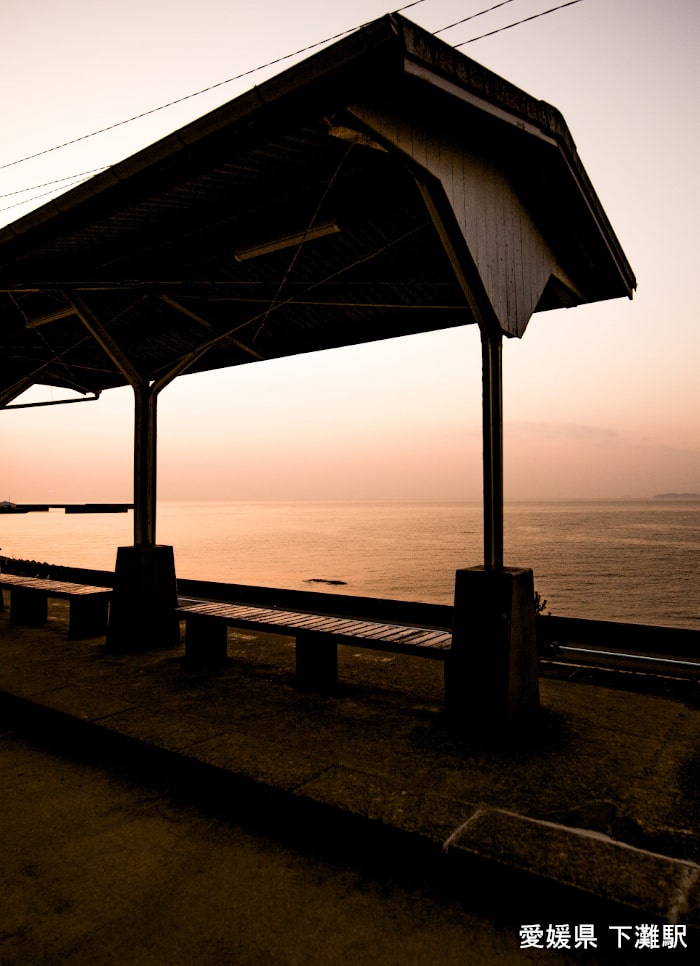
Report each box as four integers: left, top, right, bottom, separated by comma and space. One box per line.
0, 574, 111, 638
175, 601, 452, 687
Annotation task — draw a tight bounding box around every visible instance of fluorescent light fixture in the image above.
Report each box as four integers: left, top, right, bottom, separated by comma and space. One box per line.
234, 220, 340, 261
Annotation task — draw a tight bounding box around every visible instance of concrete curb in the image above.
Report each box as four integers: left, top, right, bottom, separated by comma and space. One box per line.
3, 685, 698, 935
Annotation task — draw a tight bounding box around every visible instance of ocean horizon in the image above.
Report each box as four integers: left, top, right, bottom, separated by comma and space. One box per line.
2, 498, 699, 630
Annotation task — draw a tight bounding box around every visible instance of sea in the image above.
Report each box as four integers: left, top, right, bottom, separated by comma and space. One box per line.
1, 500, 699, 630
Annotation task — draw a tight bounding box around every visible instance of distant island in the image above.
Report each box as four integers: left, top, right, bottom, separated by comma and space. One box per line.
652, 492, 700, 500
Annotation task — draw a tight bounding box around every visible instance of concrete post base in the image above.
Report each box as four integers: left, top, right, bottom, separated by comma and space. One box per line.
105, 545, 180, 653
445, 566, 540, 737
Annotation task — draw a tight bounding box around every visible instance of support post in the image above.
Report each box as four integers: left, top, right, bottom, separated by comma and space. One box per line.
481, 325, 504, 571
106, 383, 179, 651
446, 324, 539, 738
411, 189, 539, 734
67, 292, 180, 652
133, 383, 158, 547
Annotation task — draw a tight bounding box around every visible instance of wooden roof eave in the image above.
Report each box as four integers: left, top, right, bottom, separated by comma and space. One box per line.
0, 14, 634, 307
396, 37, 635, 302
0, 17, 403, 256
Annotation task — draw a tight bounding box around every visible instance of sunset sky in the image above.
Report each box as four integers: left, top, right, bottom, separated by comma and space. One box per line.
2, 0, 699, 503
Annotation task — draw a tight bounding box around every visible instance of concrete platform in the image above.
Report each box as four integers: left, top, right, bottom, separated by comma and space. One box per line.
1, 598, 698, 941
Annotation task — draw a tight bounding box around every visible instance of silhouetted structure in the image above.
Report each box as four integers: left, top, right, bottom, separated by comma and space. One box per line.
0, 15, 635, 731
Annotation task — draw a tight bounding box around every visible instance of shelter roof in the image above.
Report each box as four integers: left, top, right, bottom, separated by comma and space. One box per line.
0, 14, 635, 404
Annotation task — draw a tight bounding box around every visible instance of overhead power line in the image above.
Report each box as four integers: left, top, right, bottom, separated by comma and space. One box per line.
0, 167, 109, 199
0, 4, 427, 175
434, 0, 522, 35
1, 0, 583, 186
0, 174, 105, 215
394, 0, 430, 9
0, 28, 372, 173
455, 0, 584, 46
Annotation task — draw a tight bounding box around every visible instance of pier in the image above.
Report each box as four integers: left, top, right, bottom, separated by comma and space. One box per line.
0, 503, 132, 514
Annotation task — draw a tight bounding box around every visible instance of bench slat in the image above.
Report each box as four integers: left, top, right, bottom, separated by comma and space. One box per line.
181, 602, 371, 637
179, 602, 428, 638
1, 574, 111, 638
0, 574, 110, 597
176, 601, 451, 660
346, 624, 435, 644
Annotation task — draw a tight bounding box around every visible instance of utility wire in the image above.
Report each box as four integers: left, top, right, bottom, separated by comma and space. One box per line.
0, 2, 425, 174
0, 175, 101, 214
434, 0, 522, 35
0, 167, 109, 199
455, 0, 584, 46
1, 0, 582, 188
0, 38, 357, 172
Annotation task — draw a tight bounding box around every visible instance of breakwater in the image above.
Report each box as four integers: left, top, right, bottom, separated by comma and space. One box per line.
0, 503, 132, 514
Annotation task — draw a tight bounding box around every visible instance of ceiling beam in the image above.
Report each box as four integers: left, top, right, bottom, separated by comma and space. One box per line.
24, 306, 77, 328
67, 291, 145, 389
158, 295, 265, 361
0, 280, 467, 293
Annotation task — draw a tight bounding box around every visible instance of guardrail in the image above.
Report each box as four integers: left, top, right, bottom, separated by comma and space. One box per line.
537, 614, 700, 662
2, 557, 698, 665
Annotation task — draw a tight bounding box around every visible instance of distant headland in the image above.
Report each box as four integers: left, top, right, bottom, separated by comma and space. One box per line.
652, 492, 700, 500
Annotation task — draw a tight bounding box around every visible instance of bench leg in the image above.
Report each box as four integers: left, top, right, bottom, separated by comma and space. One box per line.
296, 632, 338, 689
69, 597, 110, 638
10, 588, 48, 627
184, 615, 228, 667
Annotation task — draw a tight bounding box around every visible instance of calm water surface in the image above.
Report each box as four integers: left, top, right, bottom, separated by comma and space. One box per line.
2, 500, 699, 628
